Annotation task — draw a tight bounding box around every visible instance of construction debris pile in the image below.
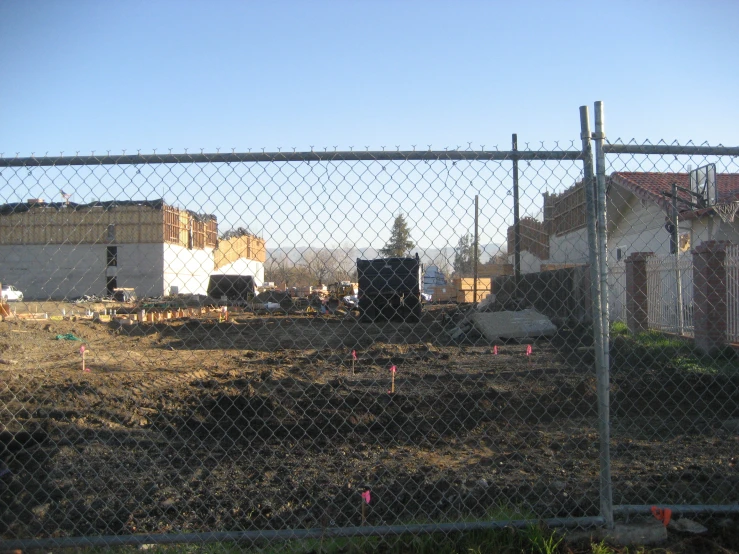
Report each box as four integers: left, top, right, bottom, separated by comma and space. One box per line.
446, 297, 558, 343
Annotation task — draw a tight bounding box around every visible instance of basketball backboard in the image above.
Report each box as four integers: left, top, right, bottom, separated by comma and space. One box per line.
690, 163, 717, 207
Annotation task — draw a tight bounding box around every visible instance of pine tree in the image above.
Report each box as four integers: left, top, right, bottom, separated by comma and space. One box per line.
453, 232, 480, 277
380, 214, 415, 257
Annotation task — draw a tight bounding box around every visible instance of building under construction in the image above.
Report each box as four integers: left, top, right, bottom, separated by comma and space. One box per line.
0, 198, 265, 300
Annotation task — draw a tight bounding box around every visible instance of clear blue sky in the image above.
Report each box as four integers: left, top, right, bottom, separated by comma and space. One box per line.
1, 0, 738, 253
2, 0, 737, 154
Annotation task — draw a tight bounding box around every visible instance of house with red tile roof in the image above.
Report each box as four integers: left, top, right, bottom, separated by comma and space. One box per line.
505, 171, 739, 326
606, 172, 739, 261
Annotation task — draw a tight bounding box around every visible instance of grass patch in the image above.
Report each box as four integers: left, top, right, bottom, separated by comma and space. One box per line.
610, 321, 629, 337
610, 327, 738, 375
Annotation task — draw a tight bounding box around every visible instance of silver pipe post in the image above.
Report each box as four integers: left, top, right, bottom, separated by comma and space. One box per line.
594, 102, 610, 360
671, 183, 684, 335
512, 134, 521, 285
592, 101, 613, 528
474, 194, 479, 305
580, 105, 613, 529
603, 144, 739, 156
0, 149, 585, 168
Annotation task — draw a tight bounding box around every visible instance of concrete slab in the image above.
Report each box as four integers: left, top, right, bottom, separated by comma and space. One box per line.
605, 523, 668, 545
566, 524, 667, 547
669, 518, 708, 534
468, 309, 557, 341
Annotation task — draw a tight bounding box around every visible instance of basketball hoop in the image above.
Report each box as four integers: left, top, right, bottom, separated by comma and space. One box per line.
714, 201, 739, 224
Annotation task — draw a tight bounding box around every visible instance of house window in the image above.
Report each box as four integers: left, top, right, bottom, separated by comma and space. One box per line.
106, 246, 118, 267
107, 224, 116, 242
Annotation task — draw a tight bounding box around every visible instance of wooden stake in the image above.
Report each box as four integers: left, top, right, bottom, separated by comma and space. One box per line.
389, 365, 396, 394
80, 345, 88, 372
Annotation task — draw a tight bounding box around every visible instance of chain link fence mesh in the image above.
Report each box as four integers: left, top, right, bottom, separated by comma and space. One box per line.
0, 120, 737, 549
603, 143, 739, 514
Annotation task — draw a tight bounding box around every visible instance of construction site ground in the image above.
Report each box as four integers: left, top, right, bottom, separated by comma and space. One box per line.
1, 303, 738, 540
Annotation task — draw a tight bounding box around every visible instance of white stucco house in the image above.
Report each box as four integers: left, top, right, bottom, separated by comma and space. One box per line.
605, 172, 739, 262
510, 172, 739, 270
507, 172, 739, 322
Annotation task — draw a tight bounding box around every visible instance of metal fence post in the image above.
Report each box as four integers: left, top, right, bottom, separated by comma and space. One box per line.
592, 101, 613, 528
671, 183, 685, 335
594, 102, 610, 366
474, 194, 479, 304
580, 105, 613, 529
512, 134, 521, 282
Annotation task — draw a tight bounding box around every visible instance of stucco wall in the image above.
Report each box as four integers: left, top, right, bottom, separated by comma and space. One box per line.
609, 200, 673, 261
692, 216, 739, 244
0, 244, 107, 299
0, 242, 217, 299
115, 243, 165, 298
548, 227, 590, 265
508, 251, 543, 275
163, 244, 213, 296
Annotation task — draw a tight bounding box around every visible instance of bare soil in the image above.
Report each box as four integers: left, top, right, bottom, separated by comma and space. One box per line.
0, 306, 738, 540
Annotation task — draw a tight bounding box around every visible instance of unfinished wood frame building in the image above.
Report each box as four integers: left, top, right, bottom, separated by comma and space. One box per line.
507, 183, 590, 274
0, 199, 263, 300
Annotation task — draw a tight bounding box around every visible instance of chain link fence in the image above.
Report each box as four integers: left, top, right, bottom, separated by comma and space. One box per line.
0, 103, 737, 549
603, 139, 739, 521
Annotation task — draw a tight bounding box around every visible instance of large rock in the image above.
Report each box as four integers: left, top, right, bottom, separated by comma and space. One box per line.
669, 518, 708, 534
468, 309, 557, 341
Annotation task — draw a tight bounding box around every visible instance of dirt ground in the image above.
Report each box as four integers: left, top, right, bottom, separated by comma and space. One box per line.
1, 304, 738, 541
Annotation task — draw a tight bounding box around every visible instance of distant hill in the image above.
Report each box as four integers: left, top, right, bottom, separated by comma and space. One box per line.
267, 243, 505, 270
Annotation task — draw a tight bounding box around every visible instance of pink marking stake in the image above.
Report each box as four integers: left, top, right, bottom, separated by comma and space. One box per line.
389, 365, 396, 394
351, 350, 357, 375
526, 344, 532, 364
80, 345, 89, 372
361, 489, 371, 525
493, 345, 498, 356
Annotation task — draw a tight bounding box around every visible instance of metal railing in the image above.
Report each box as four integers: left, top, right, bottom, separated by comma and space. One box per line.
646, 253, 694, 336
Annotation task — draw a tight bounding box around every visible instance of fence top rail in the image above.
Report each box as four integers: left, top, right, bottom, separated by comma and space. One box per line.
0, 149, 584, 168
604, 144, 739, 156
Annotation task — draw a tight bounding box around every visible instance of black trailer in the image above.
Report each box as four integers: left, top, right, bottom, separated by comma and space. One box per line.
207, 275, 257, 303
357, 254, 422, 322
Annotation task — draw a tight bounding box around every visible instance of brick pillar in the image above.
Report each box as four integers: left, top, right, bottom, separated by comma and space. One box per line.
625, 252, 653, 333
693, 240, 730, 354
